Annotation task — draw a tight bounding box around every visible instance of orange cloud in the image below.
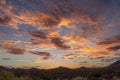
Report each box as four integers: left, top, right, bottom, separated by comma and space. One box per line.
81, 47, 98, 52
88, 51, 109, 57
58, 18, 72, 28
63, 53, 78, 59
0, 40, 22, 46
18, 11, 59, 29
48, 30, 59, 38
0, 15, 18, 29
0, 3, 22, 29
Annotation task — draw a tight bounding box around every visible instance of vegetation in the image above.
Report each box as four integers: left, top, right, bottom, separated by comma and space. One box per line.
0, 69, 120, 80
0, 70, 30, 80
0, 60, 120, 80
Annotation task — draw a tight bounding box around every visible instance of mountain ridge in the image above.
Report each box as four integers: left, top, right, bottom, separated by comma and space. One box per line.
0, 60, 120, 70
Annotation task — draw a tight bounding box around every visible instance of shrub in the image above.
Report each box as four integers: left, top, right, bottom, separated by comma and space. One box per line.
0, 70, 30, 80
72, 76, 88, 80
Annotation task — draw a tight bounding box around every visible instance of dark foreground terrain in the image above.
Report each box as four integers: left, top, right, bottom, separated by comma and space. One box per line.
0, 60, 120, 80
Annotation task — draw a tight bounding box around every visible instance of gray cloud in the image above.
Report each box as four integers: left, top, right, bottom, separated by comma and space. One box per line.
5, 47, 25, 55
2, 58, 11, 60
97, 35, 120, 45
51, 37, 70, 50
0, 16, 11, 26
107, 45, 120, 51
30, 51, 51, 57
30, 31, 48, 39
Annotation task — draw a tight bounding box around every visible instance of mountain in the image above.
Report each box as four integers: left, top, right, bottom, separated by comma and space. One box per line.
0, 60, 120, 80
49, 66, 72, 71
108, 60, 120, 67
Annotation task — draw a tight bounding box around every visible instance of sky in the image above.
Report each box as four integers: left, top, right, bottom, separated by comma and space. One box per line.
0, 0, 120, 69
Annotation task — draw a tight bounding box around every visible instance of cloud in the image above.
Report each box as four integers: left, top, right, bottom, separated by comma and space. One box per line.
95, 56, 105, 59
51, 37, 70, 50
97, 35, 120, 45
0, 31, 9, 35
18, 11, 59, 29
30, 31, 48, 39
0, 40, 30, 47
0, 5, 20, 29
0, 0, 6, 5
80, 25, 102, 38
29, 51, 51, 60
0, 0, 120, 68
62, 50, 110, 60
80, 61, 88, 64
80, 47, 98, 52
5, 47, 26, 55
0, 16, 11, 25
2, 58, 11, 60
101, 56, 120, 62
14, 0, 102, 33
0, 40, 27, 55
48, 30, 59, 37
89, 51, 109, 57
29, 39, 51, 48
28, 31, 72, 50
41, 16, 59, 28
107, 45, 120, 51
30, 51, 51, 56
34, 12, 59, 29
42, 57, 50, 60
63, 53, 82, 59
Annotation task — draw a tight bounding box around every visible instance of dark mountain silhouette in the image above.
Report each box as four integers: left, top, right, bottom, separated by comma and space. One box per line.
0, 60, 120, 80
108, 60, 120, 67
48, 66, 72, 71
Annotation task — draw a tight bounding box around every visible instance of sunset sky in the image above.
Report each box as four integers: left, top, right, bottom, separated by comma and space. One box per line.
0, 0, 120, 69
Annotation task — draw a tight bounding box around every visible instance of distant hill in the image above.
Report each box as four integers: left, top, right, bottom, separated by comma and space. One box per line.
108, 60, 120, 67
0, 60, 120, 80
50, 66, 72, 70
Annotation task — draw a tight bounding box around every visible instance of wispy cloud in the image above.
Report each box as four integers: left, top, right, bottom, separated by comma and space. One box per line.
107, 45, 120, 51
30, 51, 51, 56
0, 0, 120, 68
97, 35, 120, 45
30, 31, 48, 39
2, 58, 11, 60
51, 37, 70, 50
6, 47, 25, 55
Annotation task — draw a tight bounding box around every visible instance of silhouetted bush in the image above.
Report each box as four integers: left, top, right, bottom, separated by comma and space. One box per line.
0, 70, 30, 80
